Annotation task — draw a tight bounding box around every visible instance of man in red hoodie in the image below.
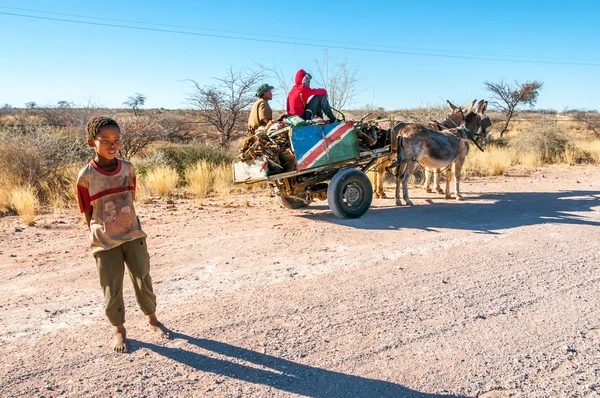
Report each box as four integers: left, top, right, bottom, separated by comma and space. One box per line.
286, 69, 339, 123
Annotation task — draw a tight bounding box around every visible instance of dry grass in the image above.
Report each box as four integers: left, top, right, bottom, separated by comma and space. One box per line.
1, 109, 597, 217
41, 166, 79, 212
518, 152, 543, 169
0, 178, 15, 213
572, 140, 600, 164
186, 160, 214, 201
143, 165, 179, 197
135, 181, 153, 204
185, 161, 259, 205
10, 185, 38, 225
463, 145, 513, 177
510, 123, 569, 164
213, 164, 234, 199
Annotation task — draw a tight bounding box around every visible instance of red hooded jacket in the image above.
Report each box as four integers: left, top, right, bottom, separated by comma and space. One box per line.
286, 69, 328, 117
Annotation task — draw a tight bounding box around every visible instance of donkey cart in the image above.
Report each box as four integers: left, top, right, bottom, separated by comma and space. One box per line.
233, 120, 394, 219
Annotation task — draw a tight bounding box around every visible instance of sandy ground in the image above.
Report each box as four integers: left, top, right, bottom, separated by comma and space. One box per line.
1, 165, 600, 398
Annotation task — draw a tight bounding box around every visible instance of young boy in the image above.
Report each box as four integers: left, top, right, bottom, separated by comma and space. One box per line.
77, 116, 171, 353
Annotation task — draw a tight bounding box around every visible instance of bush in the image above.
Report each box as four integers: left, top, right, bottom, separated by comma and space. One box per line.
510, 123, 569, 164
393, 104, 448, 125
137, 142, 233, 180
0, 125, 91, 206
118, 114, 166, 159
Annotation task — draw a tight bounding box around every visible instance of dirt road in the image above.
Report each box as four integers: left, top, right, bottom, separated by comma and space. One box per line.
1, 165, 600, 397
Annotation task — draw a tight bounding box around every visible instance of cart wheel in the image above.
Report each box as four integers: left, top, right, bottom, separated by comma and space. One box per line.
327, 169, 373, 219
278, 195, 307, 209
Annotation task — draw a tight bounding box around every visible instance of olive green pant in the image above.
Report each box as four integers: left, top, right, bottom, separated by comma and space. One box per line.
94, 238, 157, 326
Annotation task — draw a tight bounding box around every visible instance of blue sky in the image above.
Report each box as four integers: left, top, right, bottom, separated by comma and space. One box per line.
1, 0, 599, 111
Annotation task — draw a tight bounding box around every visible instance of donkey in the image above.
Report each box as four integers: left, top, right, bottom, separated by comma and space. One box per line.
422, 99, 477, 195
370, 100, 476, 198
394, 100, 490, 206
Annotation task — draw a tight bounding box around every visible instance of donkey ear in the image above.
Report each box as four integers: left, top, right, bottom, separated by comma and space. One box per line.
476, 100, 485, 113
463, 99, 477, 113
447, 100, 458, 110
482, 101, 488, 114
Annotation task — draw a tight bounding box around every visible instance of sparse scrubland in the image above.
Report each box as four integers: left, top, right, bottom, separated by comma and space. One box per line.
1, 106, 599, 223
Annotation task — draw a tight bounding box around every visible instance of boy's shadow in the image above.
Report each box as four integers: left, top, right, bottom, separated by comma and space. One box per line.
130, 333, 466, 397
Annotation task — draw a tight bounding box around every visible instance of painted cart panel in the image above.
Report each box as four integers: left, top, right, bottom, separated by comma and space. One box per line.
291, 121, 360, 171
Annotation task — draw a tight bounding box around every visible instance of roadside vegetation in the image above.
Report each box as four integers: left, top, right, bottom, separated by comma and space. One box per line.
1, 104, 599, 224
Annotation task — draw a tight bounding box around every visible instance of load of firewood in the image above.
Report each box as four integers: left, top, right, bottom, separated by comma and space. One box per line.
354, 114, 395, 150
238, 124, 292, 171
237, 117, 394, 171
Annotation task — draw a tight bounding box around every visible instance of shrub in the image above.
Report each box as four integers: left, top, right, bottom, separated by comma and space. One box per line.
393, 104, 447, 125
510, 123, 568, 164
0, 125, 91, 206
143, 165, 179, 197
137, 142, 233, 180
118, 114, 166, 159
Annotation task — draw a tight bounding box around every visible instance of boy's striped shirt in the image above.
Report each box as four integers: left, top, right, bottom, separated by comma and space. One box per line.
76, 158, 146, 254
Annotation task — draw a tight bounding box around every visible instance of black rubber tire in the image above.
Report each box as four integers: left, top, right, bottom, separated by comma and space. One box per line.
327, 168, 373, 219
278, 195, 307, 209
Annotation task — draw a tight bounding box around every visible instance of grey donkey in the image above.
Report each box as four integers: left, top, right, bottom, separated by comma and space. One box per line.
394, 100, 490, 206
371, 100, 478, 199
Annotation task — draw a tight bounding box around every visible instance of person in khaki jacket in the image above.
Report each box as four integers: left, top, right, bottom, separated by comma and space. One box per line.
248, 83, 274, 134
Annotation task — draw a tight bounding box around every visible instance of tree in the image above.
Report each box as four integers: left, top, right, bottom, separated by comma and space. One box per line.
39, 100, 74, 125
57, 100, 72, 108
253, 62, 292, 110
314, 51, 360, 113
186, 66, 264, 147
118, 114, 165, 159
0, 104, 13, 116
484, 79, 544, 136
25, 101, 37, 109
123, 93, 147, 116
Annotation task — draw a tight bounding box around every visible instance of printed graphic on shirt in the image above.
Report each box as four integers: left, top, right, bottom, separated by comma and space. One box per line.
102, 193, 135, 238
76, 159, 146, 253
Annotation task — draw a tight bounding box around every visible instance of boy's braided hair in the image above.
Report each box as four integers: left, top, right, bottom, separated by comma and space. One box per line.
86, 117, 120, 140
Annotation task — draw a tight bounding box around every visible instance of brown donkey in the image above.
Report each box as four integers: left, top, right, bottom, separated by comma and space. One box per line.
422, 99, 482, 194
394, 100, 490, 206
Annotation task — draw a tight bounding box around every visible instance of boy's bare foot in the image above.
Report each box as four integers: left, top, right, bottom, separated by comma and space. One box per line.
114, 325, 127, 353
148, 313, 172, 339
